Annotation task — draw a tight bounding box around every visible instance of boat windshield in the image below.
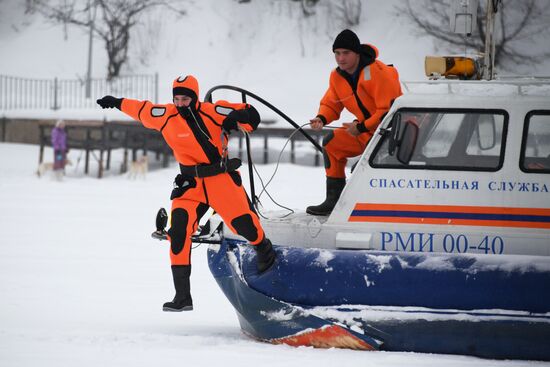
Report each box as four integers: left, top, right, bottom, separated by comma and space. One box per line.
370, 108, 507, 171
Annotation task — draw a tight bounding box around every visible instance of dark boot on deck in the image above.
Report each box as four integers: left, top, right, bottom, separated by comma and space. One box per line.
255, 238, 276, 273
163, 265, 193, 312
306, 177, 346, 216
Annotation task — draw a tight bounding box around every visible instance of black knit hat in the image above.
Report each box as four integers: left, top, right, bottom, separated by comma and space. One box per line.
332, 29, 361, 53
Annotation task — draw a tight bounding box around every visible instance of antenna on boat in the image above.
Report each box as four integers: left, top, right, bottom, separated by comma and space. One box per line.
482, 0, 501, 80
425, 0, 501, 80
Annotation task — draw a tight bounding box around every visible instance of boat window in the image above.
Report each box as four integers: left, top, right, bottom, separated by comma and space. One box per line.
520, 111, 550, 174
370, 108, 507, 171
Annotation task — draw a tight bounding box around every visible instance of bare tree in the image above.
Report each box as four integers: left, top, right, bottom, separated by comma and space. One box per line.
26, 0, 186, 80
336, 0, 361, 27
395, 0, 550, 71
291, 0, 361, 25
297, 0, 319, 17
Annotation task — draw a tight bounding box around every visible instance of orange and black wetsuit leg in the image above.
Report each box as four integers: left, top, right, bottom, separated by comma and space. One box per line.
168, 185, 209, 266
205, 171, 265, 246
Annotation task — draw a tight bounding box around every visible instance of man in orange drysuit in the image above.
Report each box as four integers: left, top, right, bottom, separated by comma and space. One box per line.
307, 29, 403, 216
97, 75, 276, 312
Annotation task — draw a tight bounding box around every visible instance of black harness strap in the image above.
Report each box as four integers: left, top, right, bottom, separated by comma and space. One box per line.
179, 158, 242, 178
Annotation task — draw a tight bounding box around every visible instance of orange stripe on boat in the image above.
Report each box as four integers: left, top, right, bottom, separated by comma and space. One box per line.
353, 203, 550, 216
349, 203, 550, 229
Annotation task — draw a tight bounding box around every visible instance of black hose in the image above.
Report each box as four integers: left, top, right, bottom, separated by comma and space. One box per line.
204, 85, 323, 209
204, 85, 323, 152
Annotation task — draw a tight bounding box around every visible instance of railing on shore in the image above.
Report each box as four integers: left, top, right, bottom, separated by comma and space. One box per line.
0, 117, 324, 178
0, 73, 158, 110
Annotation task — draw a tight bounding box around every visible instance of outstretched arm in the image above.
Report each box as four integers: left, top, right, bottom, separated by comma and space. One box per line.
97, 95, 173, 131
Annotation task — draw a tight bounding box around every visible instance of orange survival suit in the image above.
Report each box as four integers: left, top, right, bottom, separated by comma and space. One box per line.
120, 76, 268, 266
97, 75, 276, 312
317, 43, 402, 179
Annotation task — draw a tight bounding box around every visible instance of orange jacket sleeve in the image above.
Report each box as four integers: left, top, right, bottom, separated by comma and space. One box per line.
120, 98, 176, 131
317, 73, 344, 125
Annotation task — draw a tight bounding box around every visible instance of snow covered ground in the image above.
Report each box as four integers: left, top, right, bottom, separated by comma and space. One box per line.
1, 0, 550, 365
0, 142, 547, 367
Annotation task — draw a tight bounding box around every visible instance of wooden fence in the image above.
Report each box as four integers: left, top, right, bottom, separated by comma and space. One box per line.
0, 73, 158, 110
0, 117, 325, 178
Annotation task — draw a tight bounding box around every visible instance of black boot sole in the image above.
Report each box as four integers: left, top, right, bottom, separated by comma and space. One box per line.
162, 305, 193, 312
306, 207, 332, 216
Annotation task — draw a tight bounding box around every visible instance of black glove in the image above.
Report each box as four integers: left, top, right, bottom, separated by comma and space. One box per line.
96, 95, 122, 109
221, 115, 238, 134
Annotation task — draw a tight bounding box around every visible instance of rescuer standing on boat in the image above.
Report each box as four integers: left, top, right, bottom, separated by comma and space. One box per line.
307, 29, 403, 216
96, 75, 276, 312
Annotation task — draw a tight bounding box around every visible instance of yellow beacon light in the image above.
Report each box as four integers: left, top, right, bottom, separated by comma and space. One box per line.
425, 56, 479, 79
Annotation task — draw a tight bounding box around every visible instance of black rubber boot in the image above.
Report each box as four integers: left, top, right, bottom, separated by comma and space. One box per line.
163, 265, 193, 312
254, 238, 276, 273
306, 177, 346, 216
